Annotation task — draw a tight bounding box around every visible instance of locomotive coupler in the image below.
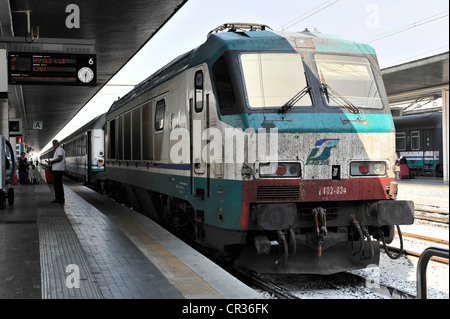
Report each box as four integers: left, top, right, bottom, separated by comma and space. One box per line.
313, 207, 328, 257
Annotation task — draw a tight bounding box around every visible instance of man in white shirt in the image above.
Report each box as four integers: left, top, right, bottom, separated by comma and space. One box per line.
46, 139, 66, 203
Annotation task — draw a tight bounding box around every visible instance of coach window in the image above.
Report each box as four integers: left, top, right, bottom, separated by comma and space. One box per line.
77, 137, 81, 156
81, 136, 85, 156
155, 99, 165, 131
195, 70, 203, 112
396, 132, 406, 151
411, 131, 420, 151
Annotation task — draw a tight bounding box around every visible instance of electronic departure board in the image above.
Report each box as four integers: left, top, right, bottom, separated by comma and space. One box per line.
8, 52, 97, 86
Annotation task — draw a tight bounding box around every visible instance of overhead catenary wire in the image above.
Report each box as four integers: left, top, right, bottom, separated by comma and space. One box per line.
361, 10, 449, 44
280, 0, 340, 30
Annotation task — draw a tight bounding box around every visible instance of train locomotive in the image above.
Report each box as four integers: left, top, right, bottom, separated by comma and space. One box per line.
54, 23, 416, 274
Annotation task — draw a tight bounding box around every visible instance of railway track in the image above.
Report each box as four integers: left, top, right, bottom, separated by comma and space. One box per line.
238, 270, 299, 299
414, 210, 449, 224
387, 231, 449, 264
238, 270, 417, 299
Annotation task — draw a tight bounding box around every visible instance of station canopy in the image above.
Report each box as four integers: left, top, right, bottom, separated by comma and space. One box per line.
1, 0, 187, 153
382, 52, 449, 105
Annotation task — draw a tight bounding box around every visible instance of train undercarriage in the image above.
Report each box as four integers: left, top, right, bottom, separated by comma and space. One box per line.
104, 179, 414, 274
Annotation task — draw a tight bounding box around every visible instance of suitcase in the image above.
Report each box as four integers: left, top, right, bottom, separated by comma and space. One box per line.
399, 164, 409, 179
45, 169, 54, 183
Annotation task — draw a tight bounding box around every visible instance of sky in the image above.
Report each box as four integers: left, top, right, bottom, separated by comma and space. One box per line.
41, 0, 449, 153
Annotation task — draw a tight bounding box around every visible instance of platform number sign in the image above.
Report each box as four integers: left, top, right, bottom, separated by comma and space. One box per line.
8, 52, 97, 86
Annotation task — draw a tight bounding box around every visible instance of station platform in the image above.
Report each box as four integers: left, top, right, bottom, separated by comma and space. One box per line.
397, 177, 449, 214
396, 177, 449, 240
0, 168, 263, 299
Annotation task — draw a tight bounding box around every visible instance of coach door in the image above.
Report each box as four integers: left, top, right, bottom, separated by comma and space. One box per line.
190, 67, 208, 199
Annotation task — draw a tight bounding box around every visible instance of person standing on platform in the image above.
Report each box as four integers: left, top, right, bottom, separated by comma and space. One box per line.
46, 140, 66, 203
18, 152, 29, 184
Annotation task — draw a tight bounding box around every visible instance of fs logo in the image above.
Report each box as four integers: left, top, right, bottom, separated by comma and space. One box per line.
306, 139, 340, 165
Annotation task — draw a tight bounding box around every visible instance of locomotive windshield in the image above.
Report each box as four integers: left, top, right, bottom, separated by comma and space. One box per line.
240, 53, 312, 109
314, 54, 383, 109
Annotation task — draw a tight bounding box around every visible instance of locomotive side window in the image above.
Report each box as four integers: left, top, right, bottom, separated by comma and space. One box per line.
411, 131, 420, 151
396, 132, 406, 151
212, 55, 236, 111
315, 54, 383, 109
118, 115, 123, 160
108, 119, 116, 159
124, 112, 131, 160
132, 108, 141, 161
142, 102, 153, 160
195, 70, 203, 112
240, 53, 311, 108
155, 99, 165, 131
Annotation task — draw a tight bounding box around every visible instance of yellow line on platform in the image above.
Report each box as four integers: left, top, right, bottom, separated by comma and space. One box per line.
109, 215, 224, 299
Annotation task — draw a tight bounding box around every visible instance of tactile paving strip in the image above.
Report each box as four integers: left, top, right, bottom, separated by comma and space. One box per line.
37, 202, 103, 299
63, 187, 223, 299
110, 215, 223, 299
62, 188, 184, 299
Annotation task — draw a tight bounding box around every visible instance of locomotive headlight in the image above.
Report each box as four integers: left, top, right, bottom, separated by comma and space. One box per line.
350, 161, 386, 176
259, 162, 301, 178
373, 162, 386, 175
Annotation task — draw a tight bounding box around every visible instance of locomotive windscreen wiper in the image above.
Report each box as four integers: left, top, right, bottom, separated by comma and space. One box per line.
320, 70, 360, 114
278, 85, 311, 113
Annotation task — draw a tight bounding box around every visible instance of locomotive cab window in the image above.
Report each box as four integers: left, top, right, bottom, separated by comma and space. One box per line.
315, 54, 383, 109
240, 53, 311, 108
212, 55, 236, 111
155, 99, 165, 131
